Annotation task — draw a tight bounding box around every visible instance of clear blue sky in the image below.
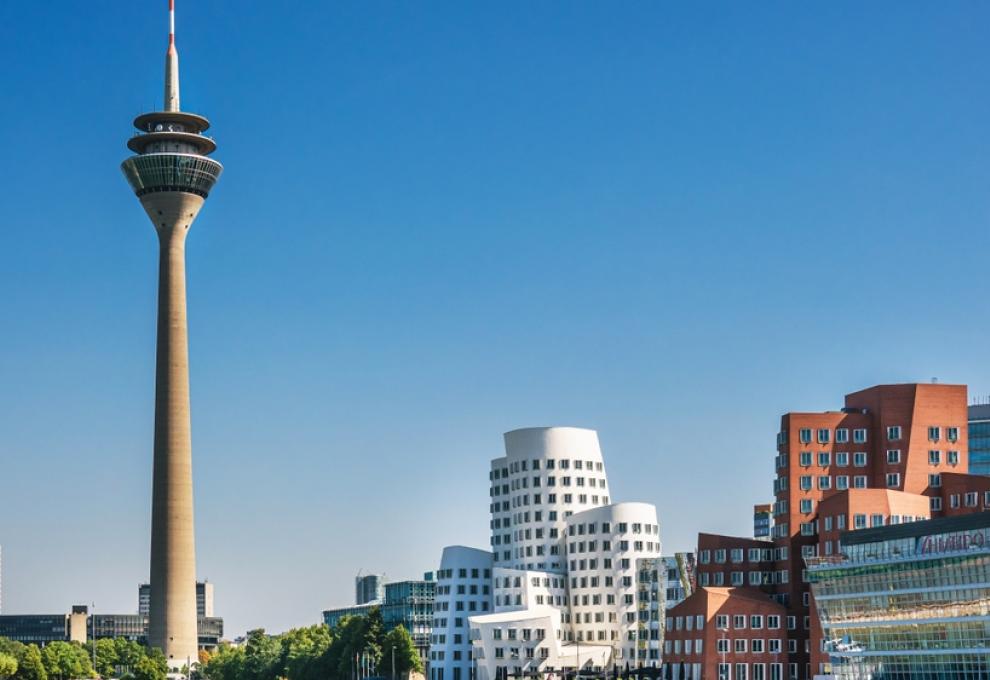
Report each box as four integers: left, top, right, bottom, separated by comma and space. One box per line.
1, 1, 988, 637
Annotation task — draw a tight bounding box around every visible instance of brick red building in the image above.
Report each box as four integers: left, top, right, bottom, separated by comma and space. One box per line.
662, 587, 787, 680
684, 384, 990, 680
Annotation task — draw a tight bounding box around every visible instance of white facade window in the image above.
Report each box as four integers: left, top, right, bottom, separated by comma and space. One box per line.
853, 475, 867, 489
928, 426, 941, 442
799, 429, 812, 444
818, 452, 830, 467
799, 499, 813, 514
966, 492, 978, 507
931, 496, 942, 511
799, 452, 812, 467
949, 450, 960, 465
817, 429, 830, 444
948, 427, 959, 442
835, 428, 849, 443
818, 476, 831, 490
854, 452, 867, 467
800, 476, 812, 491
886, 450, 901, 464
836, 476, 849, 490
853, 428, 867, 443
929, 474, 941, 487
854, 514, 867, 529
835, 452, 849, 467
888, 426, 902, 440
929, 450, 941, 464
886, 473, 900, 488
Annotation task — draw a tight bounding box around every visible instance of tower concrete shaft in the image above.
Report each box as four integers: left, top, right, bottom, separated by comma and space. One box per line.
121, 0, 221, 667
147, 194, 203, 667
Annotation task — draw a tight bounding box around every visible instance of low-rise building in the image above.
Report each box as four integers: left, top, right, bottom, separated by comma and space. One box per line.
662, 587, 788, 680
808, 511, 990, 679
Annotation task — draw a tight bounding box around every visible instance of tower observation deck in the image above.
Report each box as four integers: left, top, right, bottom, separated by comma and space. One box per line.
120, 1, 220, 669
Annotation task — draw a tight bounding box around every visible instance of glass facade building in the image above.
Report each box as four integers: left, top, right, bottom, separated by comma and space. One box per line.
324, 576, 436, 661
969, 405, 990, 476
808, 512, 990, 679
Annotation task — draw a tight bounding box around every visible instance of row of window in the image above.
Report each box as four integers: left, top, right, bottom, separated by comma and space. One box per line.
698, 570, 786, 587
491, 475, 608, 496
793, 425, 959, 445
698, 547, 787, 564
436, 568, 491, 580
491, 458, 605, 479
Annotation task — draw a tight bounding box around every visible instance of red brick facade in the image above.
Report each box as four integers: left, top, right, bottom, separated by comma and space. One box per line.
685, 384, 990, 680
663, 588, 787, 680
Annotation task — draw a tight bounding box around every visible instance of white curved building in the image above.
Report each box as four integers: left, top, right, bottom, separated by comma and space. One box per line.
430, 546, 494, 680
430, 427, 665, 680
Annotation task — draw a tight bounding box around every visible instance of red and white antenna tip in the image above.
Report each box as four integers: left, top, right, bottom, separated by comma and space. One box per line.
168, 0, 176, 48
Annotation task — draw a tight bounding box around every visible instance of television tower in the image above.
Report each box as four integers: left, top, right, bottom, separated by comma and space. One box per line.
121, 0, 222, 666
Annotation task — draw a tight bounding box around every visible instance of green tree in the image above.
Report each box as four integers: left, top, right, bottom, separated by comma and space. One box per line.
112, 639, 146, 676
0, 653, 18, 680
200, 644, 244, 680
14, 645, 47, 680
380, 626, 423, 677
83, 639, 118, 679
40, 642, 93, 680
131, 656, 165, 680
278, 625, 332, 680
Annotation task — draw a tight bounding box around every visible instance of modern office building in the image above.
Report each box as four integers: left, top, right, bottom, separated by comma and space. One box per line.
753, 505, 773, 541
661, 553, 695, 611
968, 404, 990, 476
429, 427, 664, 680
0, 606, 222, 650
808, 511, 990, 678
684, 383, 990, 679
431, 547, 494, 680
120, 2, 222, 667
356, 573, 387, 605
323, 575, 437, 662
139, 581, 215, 618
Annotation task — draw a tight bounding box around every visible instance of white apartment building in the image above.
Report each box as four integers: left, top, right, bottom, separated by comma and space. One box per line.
429, 427, 664, 680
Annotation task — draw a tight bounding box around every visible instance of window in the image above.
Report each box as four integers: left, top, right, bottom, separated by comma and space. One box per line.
886, 473, 900, 488
948, 426, 959, 442
768, 616, 780, 629
716, 615, 729, 630
799, 452, 812, 467
750, 616, 763, 629
871, 514, 884, 527
853, 475, 867, 489
799, 429, 812, 444
887, 426, 902, 440
731, 571, 744, 586
818, 452, 830, 467
715, 549, 727, 563
835, 452, 849, 467
948, 450, 960, 465
752, 639, 765, 653
799, 499, 813, 514
824, 516, 833, 532
716, 639, 729, 653
835, 428, 849, 443
929, 474, 941, 488
853, 428, 867, 443
929, 450, 941, 465
928, 426, 941, 442
731, 548, 744, 563
854, 452, 867, 467
854, 514, 867, 529
700, 550, 711, 564
931, 496, 942, 511
966, 492, 978, 507
886, 450, 901, 464
836, 475, 849, 490
818, 476, 831, 490
817, 429, 830, 444
800, 523, 814, 536
799, 476, 812, 491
